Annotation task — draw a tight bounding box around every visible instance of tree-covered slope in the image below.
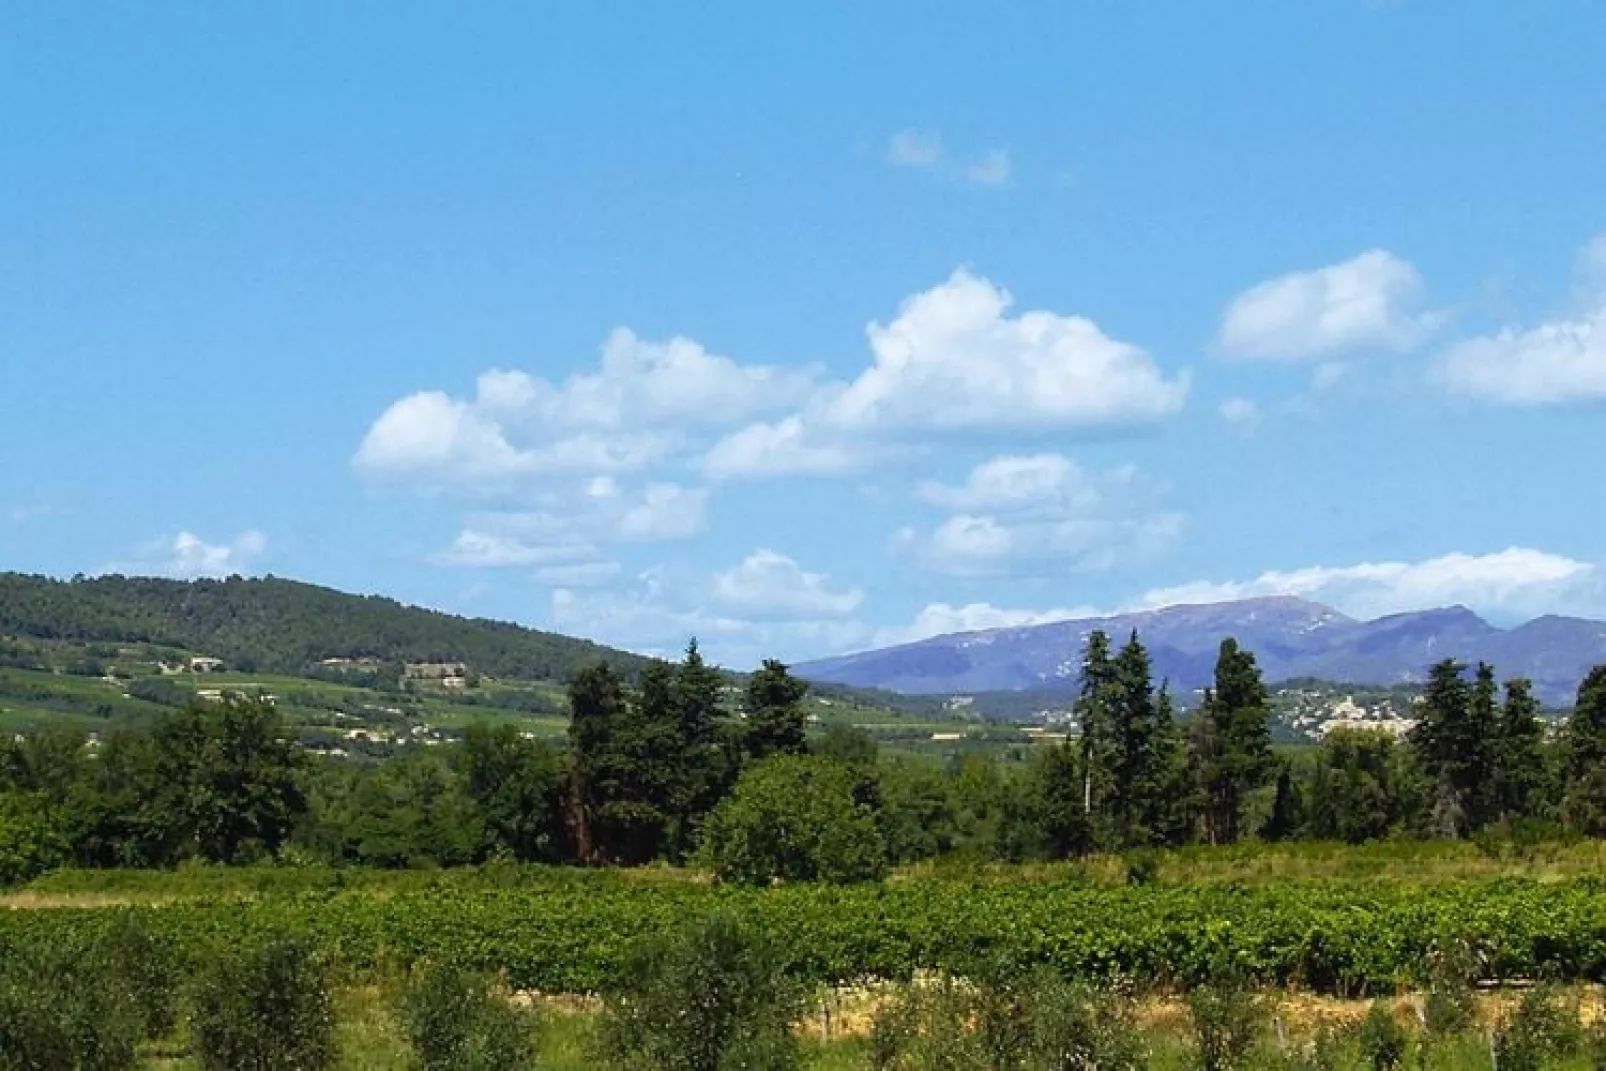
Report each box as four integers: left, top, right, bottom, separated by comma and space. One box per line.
0, 572, 648, 681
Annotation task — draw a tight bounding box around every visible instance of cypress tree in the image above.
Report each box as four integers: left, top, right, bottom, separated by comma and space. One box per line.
1408, 659, 1500, 837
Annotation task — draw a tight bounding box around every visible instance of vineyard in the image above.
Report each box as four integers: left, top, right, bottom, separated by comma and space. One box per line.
6, 866, 1606, 997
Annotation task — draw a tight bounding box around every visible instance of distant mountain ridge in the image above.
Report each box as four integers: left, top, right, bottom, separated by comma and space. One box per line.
795, 596, 1606, 706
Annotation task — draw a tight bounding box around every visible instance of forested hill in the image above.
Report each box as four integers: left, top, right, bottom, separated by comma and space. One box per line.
0, 572, 649, 681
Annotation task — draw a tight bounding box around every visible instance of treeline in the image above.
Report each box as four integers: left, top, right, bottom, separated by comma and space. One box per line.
7, 630, 1606, 885
0, 571, 648, 680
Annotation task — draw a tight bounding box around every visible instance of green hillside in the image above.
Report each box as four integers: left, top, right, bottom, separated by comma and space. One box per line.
0, 572, 649, 682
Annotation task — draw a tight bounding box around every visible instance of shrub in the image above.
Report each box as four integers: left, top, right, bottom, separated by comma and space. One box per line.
102, 912, 182, 1039
0, 939, 141, 1071
1492, 986, 1581, 1071
398, 961, 538, 1071
1356, 1001, 1408, 1071
190, 929, 336, 1071
1186, 978, 1264, 1071
1420, 939, 1479, 1038
1015, 971, 1146, 1071
697, 755, 886, 886
870, 974, 986, 1071
599, 912, 803, 1071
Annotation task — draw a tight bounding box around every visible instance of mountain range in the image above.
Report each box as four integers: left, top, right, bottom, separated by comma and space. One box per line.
795, 597, 1606, 706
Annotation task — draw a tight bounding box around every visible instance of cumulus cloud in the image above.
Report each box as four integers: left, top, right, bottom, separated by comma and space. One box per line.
1133, 547, 1601, 622
1219, 249, 1440, 361
963, 150, 1012, 187
904, 453, 1180, 576
1218, 396, 1263, 431
355, 329, 816, 492
827, 269, 1188, 432
1434, 240, 1606, 406
701, 416, 864, 481
429, 481, 706, 569
872, 600, 1099, 647
887, 129, 943, 168
548, 554, 873, 667
106, 530, 268, 579
711, 549, 864, 619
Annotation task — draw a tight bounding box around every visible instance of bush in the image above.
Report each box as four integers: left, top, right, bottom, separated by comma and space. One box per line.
1420, 939, 1479, 1038
1356, 1001, 1408, 1071
1492, 986, 1581, 1071
102, 912, 182, 1039
1186, 977, 1263, 1071
1013, 971, 1146, 1071
870, 974, 986, 1071
190, 929, 336, 1071
697, 755, 886, 886
600, 912, 803, 1071
0, 940, 141, 1071
398, 961, 538, 1071
870, 970, 1146, 1071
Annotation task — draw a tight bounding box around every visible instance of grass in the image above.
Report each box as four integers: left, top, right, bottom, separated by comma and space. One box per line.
117, 985, 1606, 1069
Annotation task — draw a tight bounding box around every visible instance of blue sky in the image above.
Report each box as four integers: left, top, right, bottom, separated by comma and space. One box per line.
5, 2, 1606, 667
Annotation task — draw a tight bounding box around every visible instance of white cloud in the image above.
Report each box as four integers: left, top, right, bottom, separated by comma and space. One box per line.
916, 453, 1102, 513
828, 269, 1188, 432
616, 484, 709, 541
1218, 396, 1263, 431
873, 600, 1099, 647
430, 480, 706, 568
355, 329, 816, 492
701, 416, 864, 481
532, 560, 622, 587
887, 129, 943, 168
963, 149, 1012, 187
429, 529, 597, 568
904, 453, 1180, 576
1219, 249, 1440, 361
711, 549, 864, 619
1134, 547, 1601, 621
548, 555, 874, 667
1436, 308, 1606, 405
106, 530, 267, 579
1431, 235, 1606, 406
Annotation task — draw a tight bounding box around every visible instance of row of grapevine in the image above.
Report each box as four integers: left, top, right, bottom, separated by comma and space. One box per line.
4, 875, 1605, 996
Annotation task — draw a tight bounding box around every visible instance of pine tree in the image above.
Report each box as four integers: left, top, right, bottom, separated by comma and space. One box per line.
1148, 682, 1194, 846
1109, 631, 1160, 847
1493, 678, 1545, 823
1562, 666, 1606, 834
743, 659, 809, 762
667, 639, 732, 856
567, 661, 678, 865
1074, 630, 1118, 832
1191, 638, 1272, 845
1408, 659, 1499, 837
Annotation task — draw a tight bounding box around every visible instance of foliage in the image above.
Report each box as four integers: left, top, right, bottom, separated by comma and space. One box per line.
1355, 1000, 1407, 1070
1191, 638, 1273, 846
599, 912, 803, 1071
398, 961, 539, 1071
1492, 985, 1581, 1071
699, 754, 886, 885
190, 928, 336, 1071
0, 937, 141, 1071
744, 658, 809, 762
1186, 972, 1264, 1071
